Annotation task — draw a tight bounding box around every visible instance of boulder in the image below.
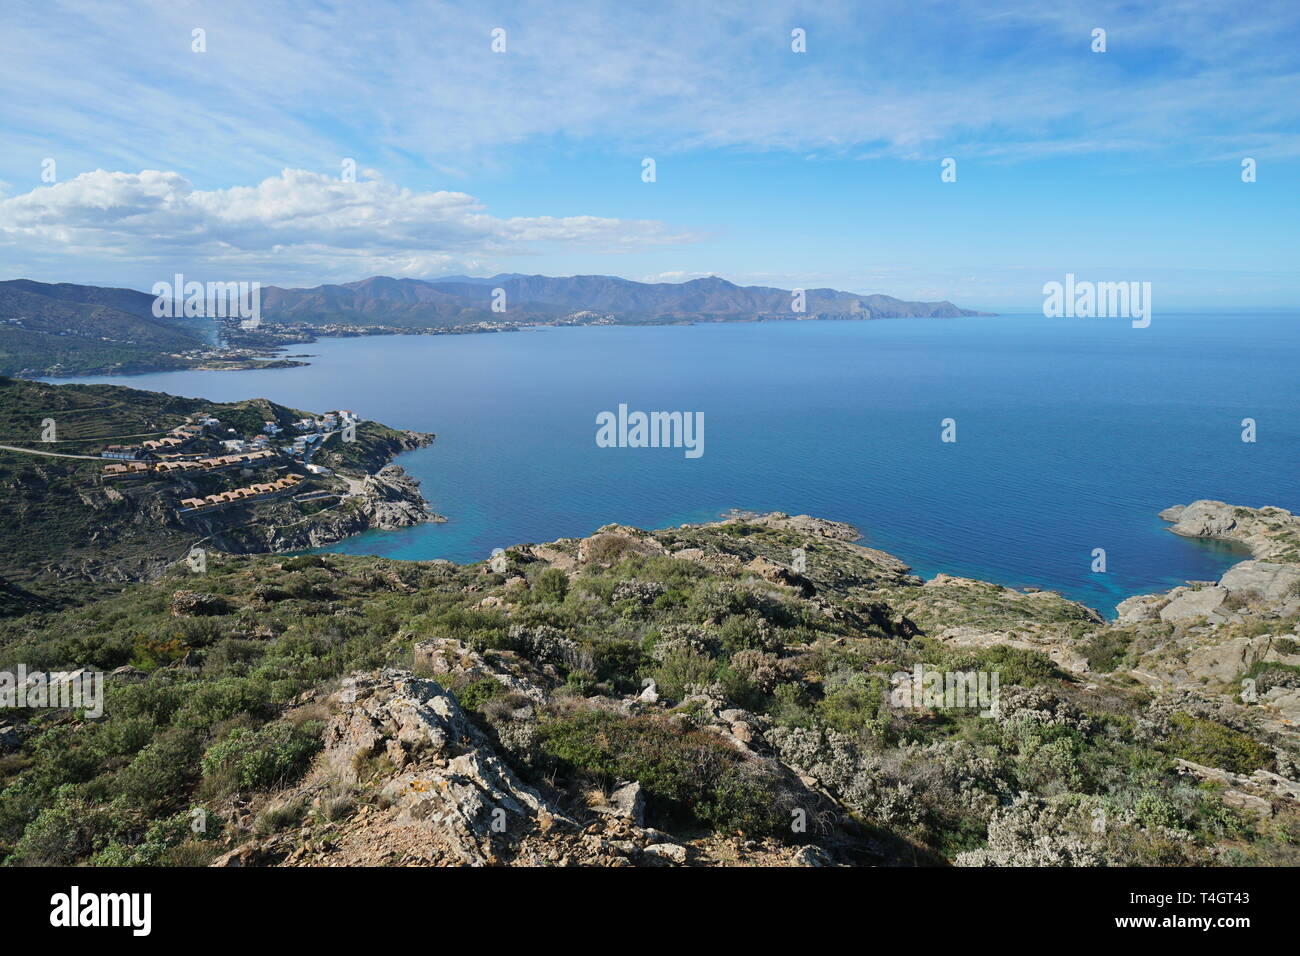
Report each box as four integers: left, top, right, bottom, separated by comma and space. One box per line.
170, 590, 231, 616
1186, 635, 1274, 683
745, 556, 816, 597
1219, 561, 1300, 604
608, 781, 645, 826
1115, 592, 1167, 625
1159, 586, 1229, 624
642, 843, 687, 866
793, 845, 836, 867
320, 669, 575, 865
1222, 789, 1273, 818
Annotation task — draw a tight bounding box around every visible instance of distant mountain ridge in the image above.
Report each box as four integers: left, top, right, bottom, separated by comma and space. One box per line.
257, 273, 993, 327
0, 279, 209, 376
0, 274, 992, 374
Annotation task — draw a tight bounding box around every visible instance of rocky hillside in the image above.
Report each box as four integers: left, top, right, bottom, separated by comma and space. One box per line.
0, 378, 436, 612
1, 503, 1296, 867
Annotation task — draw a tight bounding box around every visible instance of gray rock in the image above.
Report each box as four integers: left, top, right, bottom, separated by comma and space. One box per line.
1165, 500, 1239, 539
1219, 561, 1300, 604
1186, 635, 1274, 682
1222, 789, 1273, 818
1116, 592, 1166, 625
609, 781, 645, 826
642, 843, 687, 865
1162, 500, 1300, 560
1159, 586, 1228, 624
793, 845, 835, 866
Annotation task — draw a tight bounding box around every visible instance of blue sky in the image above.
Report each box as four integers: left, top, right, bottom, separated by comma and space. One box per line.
0, 0, 1297, 309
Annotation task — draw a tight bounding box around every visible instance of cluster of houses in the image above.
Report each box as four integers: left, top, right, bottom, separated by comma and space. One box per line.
141, 421, 204, 454
93, 409, 359, 517
102, 449, 276, 478
99, 460, 152, 476
178, 473, 306, 513
180, 411, 355, 461
101, 417, 220, 462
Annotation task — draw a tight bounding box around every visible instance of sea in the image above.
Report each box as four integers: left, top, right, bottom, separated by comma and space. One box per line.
58, 312, 1299, 615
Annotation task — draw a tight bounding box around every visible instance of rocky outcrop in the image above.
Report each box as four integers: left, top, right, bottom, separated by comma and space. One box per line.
213, 667, 831, 867
170, 590, 232, 617
1220, 561, 1300, 606
1174, 759, 1300, 816
1159, 585, 1230, 624
323, 670, 572, 865
353, 465, 443, 530
1184, 633, 1300, 684
1161, 500, 1300, 561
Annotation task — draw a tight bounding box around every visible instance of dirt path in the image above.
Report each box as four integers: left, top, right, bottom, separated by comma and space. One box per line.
0, 443, 104, 460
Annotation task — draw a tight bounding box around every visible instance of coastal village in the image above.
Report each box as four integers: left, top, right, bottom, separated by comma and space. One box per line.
98, 408, 358, 517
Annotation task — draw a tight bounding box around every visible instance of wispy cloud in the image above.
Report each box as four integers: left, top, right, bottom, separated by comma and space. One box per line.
3, 0, 1298, 186
0, 0, 1296, 299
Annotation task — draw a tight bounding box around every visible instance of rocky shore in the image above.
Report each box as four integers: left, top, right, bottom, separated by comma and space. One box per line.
6, 496, 1298, 868
180, 501, 1299, 867
210, 433, 443, 555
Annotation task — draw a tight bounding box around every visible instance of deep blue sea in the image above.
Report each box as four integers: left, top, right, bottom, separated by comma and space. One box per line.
60, 313, 1299, 615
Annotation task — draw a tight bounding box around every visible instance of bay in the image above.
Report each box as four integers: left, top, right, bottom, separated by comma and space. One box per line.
59, 312, 1299, 615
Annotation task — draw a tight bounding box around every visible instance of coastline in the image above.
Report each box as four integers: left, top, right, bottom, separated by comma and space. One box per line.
22, 310, 998, 379
203, 430, 444, 558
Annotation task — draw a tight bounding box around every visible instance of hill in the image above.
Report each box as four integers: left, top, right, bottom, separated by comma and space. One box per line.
0, 503, 1295, 866
0, 280, 210, 376
1, 274, 993, 374
258, 273, 991, 328
0, 377, 435, 612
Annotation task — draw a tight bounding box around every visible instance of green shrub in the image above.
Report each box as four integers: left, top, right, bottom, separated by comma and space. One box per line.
588, 639, 644, 692
652, 646, 717, 700
537, 708, 794, 836
200, 720, 322, 795
533, 568, 570, 604
11, 787, 137, 865
926, 643, 1062, 687
1079, 630, 1132, 673
1165, 713, 1272, 774
450, 676, 504, 713
112, 728, 204, 811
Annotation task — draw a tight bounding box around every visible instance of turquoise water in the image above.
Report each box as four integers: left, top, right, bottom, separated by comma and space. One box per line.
60, 313, 1299, 615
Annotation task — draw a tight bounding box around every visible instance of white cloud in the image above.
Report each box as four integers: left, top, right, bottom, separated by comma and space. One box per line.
3, 0, 1297, 191
0, 168, 696, 284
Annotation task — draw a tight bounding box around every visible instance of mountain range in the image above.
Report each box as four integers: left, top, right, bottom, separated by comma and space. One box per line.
0, 275, 991, 375
258, 273, 992, 327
